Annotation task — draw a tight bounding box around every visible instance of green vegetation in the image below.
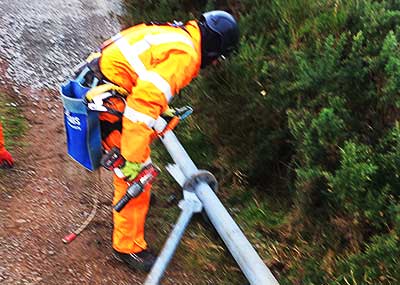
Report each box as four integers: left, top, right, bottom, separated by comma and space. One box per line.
0, 93, 26, 149
123, 0, 400, 284
0, 92, 26, 183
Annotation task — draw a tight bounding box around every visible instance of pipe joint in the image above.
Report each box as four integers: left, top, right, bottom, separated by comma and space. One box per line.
182, 170, 218, 193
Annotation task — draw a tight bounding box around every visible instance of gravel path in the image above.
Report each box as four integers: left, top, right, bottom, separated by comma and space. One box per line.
0, 2, 230, 284
0, 0, 122, 90
0, 1, 155, 284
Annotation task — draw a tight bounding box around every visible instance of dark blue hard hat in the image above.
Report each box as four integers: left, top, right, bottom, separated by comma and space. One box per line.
198, 10, 239, 67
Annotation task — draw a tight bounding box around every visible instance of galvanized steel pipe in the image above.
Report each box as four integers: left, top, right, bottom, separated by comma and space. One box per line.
154, 118, 279, 285
144, 200, 198, 285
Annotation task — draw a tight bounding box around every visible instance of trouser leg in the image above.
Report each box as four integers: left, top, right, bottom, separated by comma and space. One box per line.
112, 174, 152, 253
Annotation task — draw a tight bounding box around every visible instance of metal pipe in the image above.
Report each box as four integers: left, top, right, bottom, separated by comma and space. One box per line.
196, 182, 278, 285
144, 200, 197, 285
154, 119, 279, 285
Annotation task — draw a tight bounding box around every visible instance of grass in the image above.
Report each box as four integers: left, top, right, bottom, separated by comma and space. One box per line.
0, 92, 27, 149
146, 126, 248, 284
146, 124, 291, 284
0, 92, 27, 185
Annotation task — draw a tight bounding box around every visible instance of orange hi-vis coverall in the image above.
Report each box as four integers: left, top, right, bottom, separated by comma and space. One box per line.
98, 21, 201, 253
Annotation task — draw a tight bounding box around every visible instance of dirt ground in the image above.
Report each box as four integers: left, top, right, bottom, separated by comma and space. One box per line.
0, 1, 198, 284
0, 69, 144, 285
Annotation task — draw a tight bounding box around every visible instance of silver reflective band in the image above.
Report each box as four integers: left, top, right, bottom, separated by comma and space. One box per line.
116, 37, 172, 102
124, 106, 156, 128
114, 32, 195, 103
142, 157, 152, 167
114, 168, 125, 178
111, 34, 122, 42
143, 33, 194, 49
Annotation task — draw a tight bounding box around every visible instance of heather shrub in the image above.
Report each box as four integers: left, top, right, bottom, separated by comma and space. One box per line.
123, 1, 400, 283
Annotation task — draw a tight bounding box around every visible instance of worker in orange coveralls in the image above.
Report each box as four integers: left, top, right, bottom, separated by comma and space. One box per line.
0, 121, 14, 168
76, 10, 239, 271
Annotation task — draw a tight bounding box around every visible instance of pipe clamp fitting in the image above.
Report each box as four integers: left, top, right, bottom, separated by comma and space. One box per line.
182, 170, 218, 193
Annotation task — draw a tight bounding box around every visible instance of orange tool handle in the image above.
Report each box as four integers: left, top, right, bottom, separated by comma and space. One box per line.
159, 116, 180, 137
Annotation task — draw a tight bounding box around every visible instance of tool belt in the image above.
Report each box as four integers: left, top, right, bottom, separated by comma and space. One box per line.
61, 52, 193, 171
60, 54, 128, 170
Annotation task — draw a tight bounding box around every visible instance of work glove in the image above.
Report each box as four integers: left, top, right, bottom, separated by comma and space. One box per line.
160, 107, 176, 124
161, 106, 193, 122
120, 161, 142, 181
162, 107, 176, 117
0, 148, 14, 169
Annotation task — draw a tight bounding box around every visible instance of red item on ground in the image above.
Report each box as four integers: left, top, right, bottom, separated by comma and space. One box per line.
0, 122, 14, 168
62, 233, 78, 244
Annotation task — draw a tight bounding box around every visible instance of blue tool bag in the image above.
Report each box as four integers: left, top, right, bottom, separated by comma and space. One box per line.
60, 69, 102, 171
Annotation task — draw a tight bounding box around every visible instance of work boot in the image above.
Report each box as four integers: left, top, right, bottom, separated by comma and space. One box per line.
113, 248, 156, 272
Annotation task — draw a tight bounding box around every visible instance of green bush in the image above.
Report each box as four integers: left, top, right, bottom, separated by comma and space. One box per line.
335, 232, 400, 285
123, 0, 400, 283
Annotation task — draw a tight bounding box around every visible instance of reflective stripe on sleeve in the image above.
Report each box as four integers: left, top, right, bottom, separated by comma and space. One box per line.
124, 105, 156, 128
114, 32, 195, 103
116, 36, 172, 102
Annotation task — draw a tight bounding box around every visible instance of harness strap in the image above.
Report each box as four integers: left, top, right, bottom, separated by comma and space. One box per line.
100, 120, 122, 140
104, 106, 123, 118
87, 57, 106, 83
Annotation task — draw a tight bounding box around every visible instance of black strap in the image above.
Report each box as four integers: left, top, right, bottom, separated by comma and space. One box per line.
103, 94, 125, 117
100, 94, 125, 139
87, 57, 106, 83
100, 120, 122, 140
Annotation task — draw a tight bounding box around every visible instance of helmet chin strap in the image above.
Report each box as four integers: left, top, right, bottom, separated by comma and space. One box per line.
200, 51, 220, 68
